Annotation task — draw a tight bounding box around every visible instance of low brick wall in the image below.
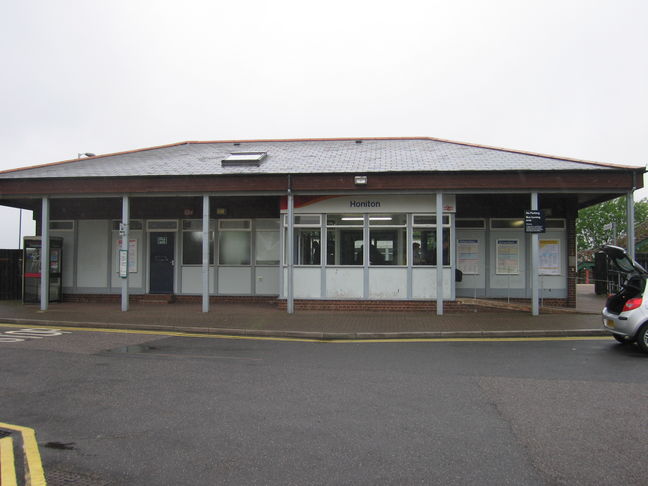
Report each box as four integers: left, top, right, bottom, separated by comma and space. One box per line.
63, 294, 277, 305
276, 299, 496, 313
62, 294, 570, 312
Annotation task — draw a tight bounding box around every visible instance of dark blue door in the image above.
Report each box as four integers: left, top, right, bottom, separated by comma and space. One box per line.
149, 232, 175, 293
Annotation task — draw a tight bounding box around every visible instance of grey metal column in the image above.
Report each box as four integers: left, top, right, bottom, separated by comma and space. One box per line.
627, 191, 635, 259
202, 195, 210, 313
121, 195, 130, 312
40, 197, 50, 311
287, 191, 294, 314
436, 192, 443, 315
531, 192, 539, 316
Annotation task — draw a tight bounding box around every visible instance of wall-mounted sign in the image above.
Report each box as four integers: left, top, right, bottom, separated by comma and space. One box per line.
539, 239, 561, 275
119, 250, 128, 278
457, 239, 480, 275
280, 195, 457, 213
496, 239, 520, 275
524, 210, 545, 233
116, 239, 138, 273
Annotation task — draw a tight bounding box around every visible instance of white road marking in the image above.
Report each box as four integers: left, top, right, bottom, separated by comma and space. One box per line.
0, 328, 71, 343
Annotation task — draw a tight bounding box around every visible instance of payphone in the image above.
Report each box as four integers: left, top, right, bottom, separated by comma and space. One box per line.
23, 236, 63, 303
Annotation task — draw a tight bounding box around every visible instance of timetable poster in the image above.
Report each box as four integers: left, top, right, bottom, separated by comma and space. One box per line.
457, 239, 480, 274
496, 239, 519, 275
539, 239, 561, 275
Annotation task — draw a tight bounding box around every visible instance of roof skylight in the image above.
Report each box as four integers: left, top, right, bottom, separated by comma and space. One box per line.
221, 152, 267, 167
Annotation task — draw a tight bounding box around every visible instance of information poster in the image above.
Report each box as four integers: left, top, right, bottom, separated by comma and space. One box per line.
116, 239, 138, 273
457, 239, 480, 275
539, 239, 561, 275
496, 239, 519, 275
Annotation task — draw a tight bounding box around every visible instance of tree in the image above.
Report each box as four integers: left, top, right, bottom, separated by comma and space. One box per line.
577, 196, 648, 252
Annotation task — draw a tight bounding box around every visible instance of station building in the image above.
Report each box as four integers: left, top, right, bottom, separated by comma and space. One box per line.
0, 137, 643, 314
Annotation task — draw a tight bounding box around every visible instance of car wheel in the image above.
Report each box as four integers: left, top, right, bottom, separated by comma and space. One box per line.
612, 334, 630, 344
636, 324, 648, 354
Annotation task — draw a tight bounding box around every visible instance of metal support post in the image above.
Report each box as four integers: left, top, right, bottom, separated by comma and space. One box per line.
40, 197, 50, 311
287, 191, 295, 314
531, 192, 539, 316
121, 196, 130, 312
436, 192, 443, 315
627, 192, 635, 259
202, 195, 210, 313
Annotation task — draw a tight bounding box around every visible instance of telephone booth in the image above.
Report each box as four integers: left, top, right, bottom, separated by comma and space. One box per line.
23, 236, 63, 303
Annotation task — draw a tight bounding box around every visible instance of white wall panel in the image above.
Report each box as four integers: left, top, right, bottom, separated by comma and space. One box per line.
368, 268, 407, 299
293, 268, 321, 298
412, 268, 451, 299
181, 266, 214, 294
326, 268, 363, 299
77, 220, 109, 288
218, 267, 252, 295
256, 267, 279, 295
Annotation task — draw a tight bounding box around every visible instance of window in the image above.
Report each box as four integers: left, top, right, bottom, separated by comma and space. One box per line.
326, 214, 363, 265
255, 219, 280, 265
456, 219, 485, 229
285, 215, 321, 265
147, 220, 178, 231
413, 214, 450, 266
182, 220, 214, 265
369, 214, 407, 265
218, 219, 251, 265
491, 219, 524, 229
50, 221, 74, 231
112, 220, 143, 231
221, 152, 267, 167
295, 229, 321, 265
546, 219, 566, 229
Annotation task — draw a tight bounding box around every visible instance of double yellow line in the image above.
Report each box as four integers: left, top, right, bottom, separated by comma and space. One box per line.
0, 423, 46, 486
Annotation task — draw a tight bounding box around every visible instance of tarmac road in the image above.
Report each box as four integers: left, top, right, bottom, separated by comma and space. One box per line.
0, 324, 646, 485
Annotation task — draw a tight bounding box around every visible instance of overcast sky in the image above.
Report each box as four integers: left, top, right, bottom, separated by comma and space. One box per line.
1, 0, 646, 248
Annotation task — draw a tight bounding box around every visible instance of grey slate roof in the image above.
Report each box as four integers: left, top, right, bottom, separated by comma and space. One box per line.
0, 138, 627, 179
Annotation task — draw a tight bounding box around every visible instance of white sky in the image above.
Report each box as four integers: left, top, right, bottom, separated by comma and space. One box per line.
1, 0, 646, 248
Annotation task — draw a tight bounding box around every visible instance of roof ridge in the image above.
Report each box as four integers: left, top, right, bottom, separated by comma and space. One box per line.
0, 137, 643, 175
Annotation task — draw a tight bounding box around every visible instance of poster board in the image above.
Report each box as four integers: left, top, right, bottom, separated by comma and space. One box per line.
496, 239, 519, 275
539, 239, 561, 275
457, 239, 480, 275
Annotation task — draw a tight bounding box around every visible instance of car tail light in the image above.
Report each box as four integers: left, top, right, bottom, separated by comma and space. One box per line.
622, 298, 643, 312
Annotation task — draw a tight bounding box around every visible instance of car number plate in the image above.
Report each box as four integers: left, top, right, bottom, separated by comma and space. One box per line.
606, 319, 615, 329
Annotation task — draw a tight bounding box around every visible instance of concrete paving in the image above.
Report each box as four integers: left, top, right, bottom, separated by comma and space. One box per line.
0, 285, 608, 339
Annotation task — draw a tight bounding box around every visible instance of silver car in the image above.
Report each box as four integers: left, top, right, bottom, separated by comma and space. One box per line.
601, 245, 648, 353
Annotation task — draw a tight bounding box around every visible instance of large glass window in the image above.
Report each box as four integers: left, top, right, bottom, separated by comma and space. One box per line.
295, 229, 321, 265
413, 214, 450, 266
369, 214, 407, 265
285, 214, 321, 265
255, 219, 280, 265
219, 219, 251, 265
182, 220, 214, 265
326, 214, 364, 265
